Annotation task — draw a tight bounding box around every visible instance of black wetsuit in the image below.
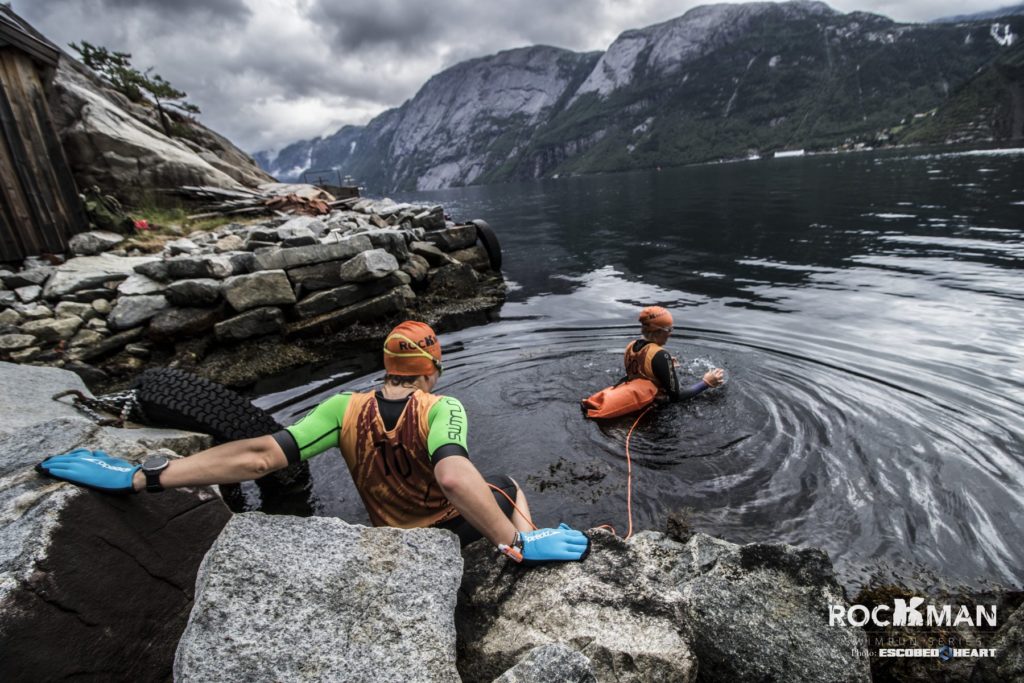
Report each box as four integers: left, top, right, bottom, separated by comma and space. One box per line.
625, 340, 709, 402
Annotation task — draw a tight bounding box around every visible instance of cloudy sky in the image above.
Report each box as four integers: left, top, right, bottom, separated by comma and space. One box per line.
12, 0, 1011, 154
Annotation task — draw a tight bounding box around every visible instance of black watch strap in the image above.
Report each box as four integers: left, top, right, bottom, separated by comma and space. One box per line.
144, 468, 164, 493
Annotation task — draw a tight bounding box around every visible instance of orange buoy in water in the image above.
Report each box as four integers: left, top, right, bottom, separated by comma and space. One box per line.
581, 378, 660, 419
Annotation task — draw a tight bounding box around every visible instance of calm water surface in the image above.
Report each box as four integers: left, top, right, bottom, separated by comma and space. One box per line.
254, 148, 1024, 591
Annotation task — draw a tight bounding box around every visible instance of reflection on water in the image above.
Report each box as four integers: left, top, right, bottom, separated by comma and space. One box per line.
254, 148, 1024, 591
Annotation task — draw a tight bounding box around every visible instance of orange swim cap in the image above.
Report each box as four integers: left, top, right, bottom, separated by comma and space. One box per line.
638, 306, 673, 331
383, 321, 443, 376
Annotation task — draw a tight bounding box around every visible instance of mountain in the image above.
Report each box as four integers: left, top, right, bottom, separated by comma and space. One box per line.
897, 39, 1024, 144
933, 3, 1024, 23
256, 1, 1024, 193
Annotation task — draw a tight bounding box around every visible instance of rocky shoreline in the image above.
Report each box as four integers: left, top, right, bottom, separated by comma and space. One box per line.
2, 362, 1022, 681
0, 196, 504, 391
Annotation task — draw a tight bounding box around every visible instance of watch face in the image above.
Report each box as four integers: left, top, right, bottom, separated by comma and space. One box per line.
142, 455, 169, 472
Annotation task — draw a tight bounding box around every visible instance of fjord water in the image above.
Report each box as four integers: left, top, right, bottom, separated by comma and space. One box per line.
256, 148, 1024, 590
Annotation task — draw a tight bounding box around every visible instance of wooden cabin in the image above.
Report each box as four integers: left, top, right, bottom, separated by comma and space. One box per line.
0, 6, 87, 263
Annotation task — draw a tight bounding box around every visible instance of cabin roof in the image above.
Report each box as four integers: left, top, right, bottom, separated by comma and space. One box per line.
0, 5, 60, 68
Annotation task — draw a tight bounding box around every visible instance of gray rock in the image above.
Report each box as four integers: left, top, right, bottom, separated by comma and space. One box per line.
0, 334, 36, 351
287, 260, 346, 293
364, 229, 410, 261
494, 644, 597, 683
214, 306, 285, 341
166, 238, 200, 255
288, 288, 405, 338
412, 206, 446, 231
19, 316, 82, 343
166, 255, 235, 280
63, 288, 118, 304
0, 291, 15, 307
133, 260, 171, 282
165, 279, 222, 307
68, 230, 123, 256
275, 215, 327, 239
91, 299, 112, 315
396, 284, 417, 307
214, 234, 245, 253
971, 602, 1024, 682
295, 273, 405, 319
459, 531, 868, 683
55, 301, 98, 321
69, 328, 106, 349
247, 226, 281, 243
252, 235, 372, 271
0, 413, 230, 681
450, 245, 491, 271
117, 273, 166, 296
459, 532, 698, 683
13, 302, 53, 320
277, 225, 318, 247
410, 240, 456, 267
68, 327, 145, 362
2, 266, 53, 289
401, 253, 430, 283
672, 534, 870, 682
8, 346, 42, 362
338, 249, 399, 282
428, 262, 479, 298
223, 270, 296, 312
0, 361, 91, 433
86, 318, 108, 331
148, 307, 223, 341
425, 225, 477, 251
14, 285, 41, 303
108, 295, 170, 331
174, 514, 461, 683
43, 255, 158, 299
0, 309, 20, 325
243, 239, 278, 251
225, 251, 255, 275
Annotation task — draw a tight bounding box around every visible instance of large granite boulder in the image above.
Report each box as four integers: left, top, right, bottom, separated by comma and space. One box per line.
972, 603, 1024, 682
338, 248, 399, 282
0, 366, 229, 682
458, 531, 869, 683
174, 514, 462, 682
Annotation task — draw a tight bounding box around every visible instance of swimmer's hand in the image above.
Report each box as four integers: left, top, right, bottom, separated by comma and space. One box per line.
520, 524, 590, 564
703, 368, 725, 388
37, 448, 140, 493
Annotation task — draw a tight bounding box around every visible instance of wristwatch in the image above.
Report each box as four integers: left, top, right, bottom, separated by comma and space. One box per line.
141, 455, 170, 493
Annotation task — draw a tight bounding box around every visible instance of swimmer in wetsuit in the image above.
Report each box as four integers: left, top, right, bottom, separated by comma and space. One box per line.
624, 306, 725, 402
38, 321, 590, 565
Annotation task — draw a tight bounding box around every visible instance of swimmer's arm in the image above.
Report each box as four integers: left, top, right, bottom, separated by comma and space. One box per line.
131, 436, 288, 492
428, 397, 518, 546
435, 456, 519, 547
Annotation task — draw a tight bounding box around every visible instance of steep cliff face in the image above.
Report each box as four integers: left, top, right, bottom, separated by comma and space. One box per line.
48, 56, 273, 200
258, 1, 1023, 192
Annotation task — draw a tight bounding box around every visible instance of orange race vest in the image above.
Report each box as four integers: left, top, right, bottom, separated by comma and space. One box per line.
581, 341, 664, 419
339, 390, 460, 528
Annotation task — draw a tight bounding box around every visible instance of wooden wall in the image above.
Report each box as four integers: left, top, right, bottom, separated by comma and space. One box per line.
0, 47, 87, 263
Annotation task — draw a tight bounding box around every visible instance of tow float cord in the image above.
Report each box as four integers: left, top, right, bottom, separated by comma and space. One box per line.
488, 404, 653, 540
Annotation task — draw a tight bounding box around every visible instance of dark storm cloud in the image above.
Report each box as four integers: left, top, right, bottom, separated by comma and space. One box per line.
8, 0, 1009, 153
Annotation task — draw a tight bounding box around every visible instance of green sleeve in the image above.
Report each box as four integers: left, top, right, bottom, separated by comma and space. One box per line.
426, 396, 469, 459
285, 393, 352, 461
